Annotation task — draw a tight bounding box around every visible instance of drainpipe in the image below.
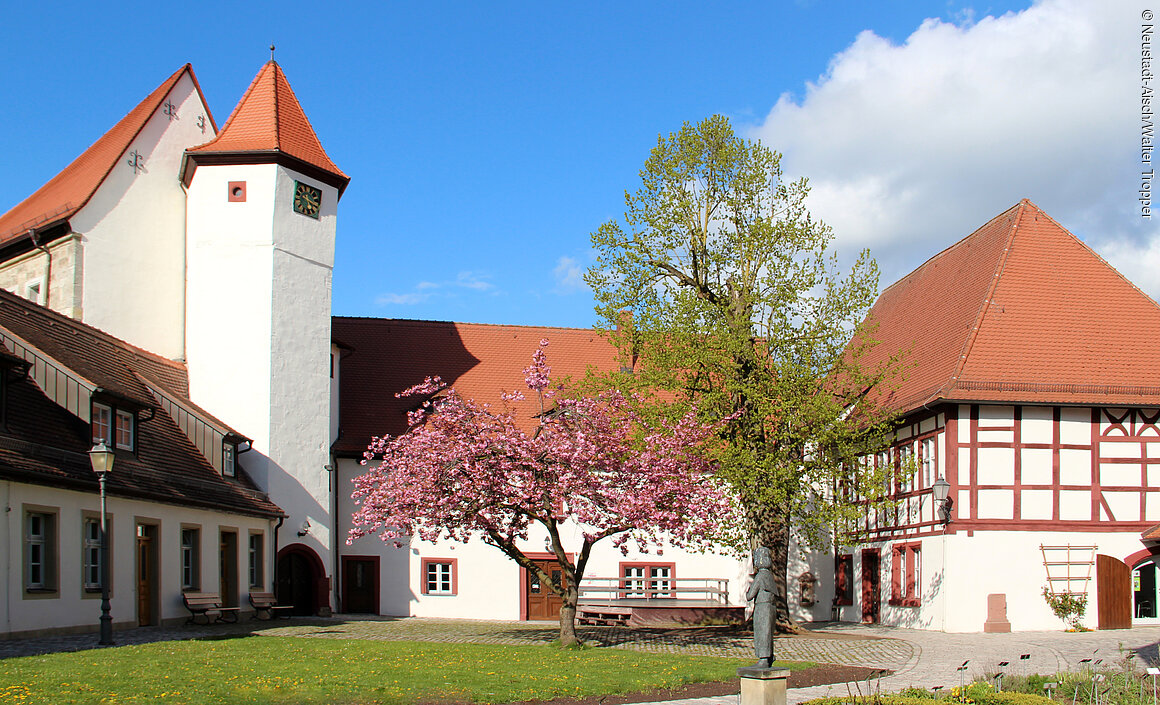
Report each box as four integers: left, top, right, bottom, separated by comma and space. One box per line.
28, 230, 51, 309
3, 480, 10, 635
327, 461, 338, 613
272, 515, 285, 595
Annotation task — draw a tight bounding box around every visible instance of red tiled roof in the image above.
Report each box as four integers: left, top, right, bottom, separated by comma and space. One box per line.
862, 200, 1160, 412
1143, 523, 1160, 540
0, 291, 279, 517
331, 318, 621, 455
0, 65, 210, 245
184, 61, 348, 194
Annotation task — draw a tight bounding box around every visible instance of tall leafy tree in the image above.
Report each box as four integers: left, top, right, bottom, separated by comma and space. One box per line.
586, 115, 901, 628
350, 340, 739, 646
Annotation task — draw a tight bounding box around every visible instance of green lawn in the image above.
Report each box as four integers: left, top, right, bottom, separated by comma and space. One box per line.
0, 636, 807, 705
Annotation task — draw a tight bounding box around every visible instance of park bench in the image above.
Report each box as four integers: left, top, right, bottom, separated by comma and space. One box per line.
182, 592, 240, 625
248, 591, 294, 620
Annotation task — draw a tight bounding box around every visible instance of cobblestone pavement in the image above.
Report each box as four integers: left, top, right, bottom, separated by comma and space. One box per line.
0, 615, 908, 664
5, 617, 1160, 705
642, 623, 1160, 705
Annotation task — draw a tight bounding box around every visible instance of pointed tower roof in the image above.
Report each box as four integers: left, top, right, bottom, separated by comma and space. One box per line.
0, 64, 213, 247
863, 200, 1160, 411
182, 61, 349, 197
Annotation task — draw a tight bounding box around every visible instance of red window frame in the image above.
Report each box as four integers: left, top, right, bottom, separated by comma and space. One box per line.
835, 554, 854, 606
889, 542, 921, 606
619, 561, 676, 599
420, 557, 458, 596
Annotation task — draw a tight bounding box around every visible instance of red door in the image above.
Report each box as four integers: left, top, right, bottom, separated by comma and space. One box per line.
861, 549, 880, 624
526, 560, 565, 620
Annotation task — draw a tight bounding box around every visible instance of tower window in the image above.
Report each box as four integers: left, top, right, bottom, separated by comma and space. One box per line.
228, 181, 247, 202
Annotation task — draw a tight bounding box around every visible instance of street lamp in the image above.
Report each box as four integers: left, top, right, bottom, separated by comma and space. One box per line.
932, 475, 953, 525
89, 441, 115, 646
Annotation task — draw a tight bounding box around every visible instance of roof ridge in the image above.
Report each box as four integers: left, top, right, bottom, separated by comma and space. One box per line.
271, 61, 281, 153
925, 199, 1027, 405
1030, 200, 1160, 314
878, 201, 1025, 300
332, 316, 600, 333
0, 64, 196, 243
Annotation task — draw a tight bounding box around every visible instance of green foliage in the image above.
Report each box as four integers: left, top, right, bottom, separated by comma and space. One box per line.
995, 667, 1156, 705
586, 114, 905, 553
804, 689, 1054, 705
1041, 586, 1088, 629
0, 636, 759, 704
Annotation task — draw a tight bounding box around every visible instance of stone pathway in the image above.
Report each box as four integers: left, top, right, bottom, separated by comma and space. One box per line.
4, 617, 1160, 705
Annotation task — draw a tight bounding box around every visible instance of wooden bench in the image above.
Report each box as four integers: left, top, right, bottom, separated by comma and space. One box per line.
248, 591, 293, 620
182, 592, 241, 625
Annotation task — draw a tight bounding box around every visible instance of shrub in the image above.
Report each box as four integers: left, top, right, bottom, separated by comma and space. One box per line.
1042, 587, 1087, 630
802, 692, 1054, 705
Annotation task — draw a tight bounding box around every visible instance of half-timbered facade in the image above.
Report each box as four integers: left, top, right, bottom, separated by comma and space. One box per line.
809, 201, 1160, 632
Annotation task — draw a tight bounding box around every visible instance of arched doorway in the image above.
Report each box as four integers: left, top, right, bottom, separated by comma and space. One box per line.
276, 544, 328, 616
1126, 547, 1160, 624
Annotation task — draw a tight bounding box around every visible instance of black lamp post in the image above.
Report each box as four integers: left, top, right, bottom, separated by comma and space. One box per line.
89, 441, 115, 646
932, 475, 953, 525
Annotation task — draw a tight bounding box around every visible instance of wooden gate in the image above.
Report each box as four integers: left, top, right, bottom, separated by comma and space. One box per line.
1096, 554, 1131, 630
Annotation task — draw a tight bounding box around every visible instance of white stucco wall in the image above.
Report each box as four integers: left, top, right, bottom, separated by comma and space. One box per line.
72, 72, 214, 360
0, 480, 274, 636
185, 162, 337, 608
337, 458, 748, 620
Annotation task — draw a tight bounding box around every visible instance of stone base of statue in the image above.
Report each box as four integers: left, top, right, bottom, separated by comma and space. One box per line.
737, 667, 790, 705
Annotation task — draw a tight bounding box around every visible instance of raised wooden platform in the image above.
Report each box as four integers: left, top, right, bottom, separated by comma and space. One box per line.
577, 599, 745, 627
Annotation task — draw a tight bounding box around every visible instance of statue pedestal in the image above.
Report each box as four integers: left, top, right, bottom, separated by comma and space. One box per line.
737, 667, 790, 705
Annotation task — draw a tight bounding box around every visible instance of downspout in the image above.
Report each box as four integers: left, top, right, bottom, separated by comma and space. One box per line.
272, 515, 285, 595
178, 182, 189, 361
327, 461, 338, 613
28, 230, 51, 309
3, 480, 10, 635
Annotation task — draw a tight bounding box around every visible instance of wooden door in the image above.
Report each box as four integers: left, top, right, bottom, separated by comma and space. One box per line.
219, 531, 238, 607
136, 525, 156, 626
1096, 554, 1131, 629
277, 552, 317, 616
342, 556, 379, 614
526, 560, 565, 620
861, 549, 880, 624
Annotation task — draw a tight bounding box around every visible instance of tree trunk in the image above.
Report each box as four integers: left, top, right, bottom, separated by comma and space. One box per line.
558, 604, 580, 647
767, 520, 795, 632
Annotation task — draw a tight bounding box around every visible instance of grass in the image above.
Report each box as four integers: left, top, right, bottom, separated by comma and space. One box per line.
0, 636, 810, 705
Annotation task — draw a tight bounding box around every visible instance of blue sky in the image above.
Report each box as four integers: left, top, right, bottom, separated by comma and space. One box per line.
2, 0, 1153, 328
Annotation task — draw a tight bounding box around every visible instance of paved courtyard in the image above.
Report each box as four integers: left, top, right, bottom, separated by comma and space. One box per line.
3, 616, 1160, 704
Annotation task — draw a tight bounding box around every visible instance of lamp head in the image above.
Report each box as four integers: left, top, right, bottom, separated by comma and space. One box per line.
89, 441, 114, 476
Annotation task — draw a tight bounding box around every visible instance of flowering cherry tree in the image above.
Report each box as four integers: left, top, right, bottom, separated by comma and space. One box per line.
350, 339, 738, 646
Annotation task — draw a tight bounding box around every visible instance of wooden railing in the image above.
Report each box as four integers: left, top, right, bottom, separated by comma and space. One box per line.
577, 577, 730, 604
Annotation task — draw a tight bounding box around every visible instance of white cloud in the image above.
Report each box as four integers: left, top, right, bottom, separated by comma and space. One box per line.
376, 271, 497, 307
748, 0, 1159, 300
552, 255, 586, 293
375, 292, 428, 306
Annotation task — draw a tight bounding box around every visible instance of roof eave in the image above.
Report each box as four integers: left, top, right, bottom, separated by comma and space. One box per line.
181, 149, 350, 198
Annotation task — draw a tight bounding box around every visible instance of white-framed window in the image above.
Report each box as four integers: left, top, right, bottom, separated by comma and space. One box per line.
83, 518, 102, 590
422, 559, 456, 595
180, 528, 200, 590
248, 533, 264, 588
622, 563, 675, 598
25, 511, 56, 591
115, 409, 134, 450
92, 403, 112, 445
920, 436, 937, 488
223, 443, 236, 477
898, 443, 915, 492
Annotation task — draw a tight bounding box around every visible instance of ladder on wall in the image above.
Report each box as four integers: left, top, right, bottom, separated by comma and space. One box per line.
1040, 544, 1097, 596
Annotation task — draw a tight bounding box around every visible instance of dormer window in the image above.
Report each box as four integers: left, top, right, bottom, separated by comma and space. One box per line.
92, 403, 112, 445
91, 402, 134, 451
115, 409, 134, 450
222, 443, 236, 478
